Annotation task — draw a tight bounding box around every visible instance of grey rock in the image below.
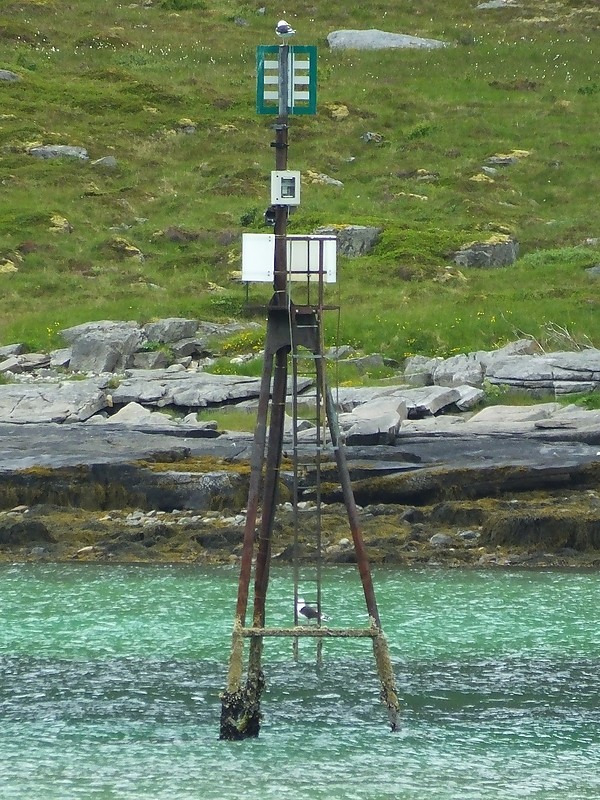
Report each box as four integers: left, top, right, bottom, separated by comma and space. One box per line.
0, 379, 109, 423
485, 155, 519, 166
105, 402, 177, 426
182, 413, 218, 429
29, 145, 89, 160
429, 533, 454, 548
0, 518, 54, 545
284, 414, 315, 436
0, 356, 23, 375
17, 353, 51, 371
341, 397, 407, 446
0, 421, 248, 470
458, 529, 480, 540
361, 131, 383, 143
70, 336, 133, 373
229, 354, 255, 366
313, 225, 382, 258
585, 265, 600, 278
343, 354, 385, 374
60, 320, 137, 345
170, 338, 209, 359
476, 339, 541, 367
486, 350, 600, 393
30, 546, 50, 557
50, 348, 71, 368
402, 371, 432, 388
334, 386, 398, 412
160, 470, 246, 511
91, 156, 118, 168
131, 350, 171, 370
332, 384, 464, 419
403, 355, 442, 387
1, 353, 54, 376
0, 70, 21, 81
327, 29, 448, 51
477, 0, 515, 8
454, 385, 485, 411
143, 317, 199, 343
396, 386, 461, 418
468, 403, 563, 427
110, 370, 264, 408
453, 237, 519, 268
307, 172, 344, 187
0, 344, 25, 358
61, 321, 146, 373
326, 345, 356, 360
177, 123, 196, 135
433, 353, 485, 388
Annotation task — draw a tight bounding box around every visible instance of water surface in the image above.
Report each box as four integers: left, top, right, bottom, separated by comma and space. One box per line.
1, 564, 599, 799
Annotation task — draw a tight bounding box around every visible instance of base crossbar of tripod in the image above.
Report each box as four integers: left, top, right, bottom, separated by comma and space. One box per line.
240, 626, 378, 638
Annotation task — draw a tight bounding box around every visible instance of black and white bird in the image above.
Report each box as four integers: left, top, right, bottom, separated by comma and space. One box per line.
276, 19, 296, 42
296, 597, 329, 623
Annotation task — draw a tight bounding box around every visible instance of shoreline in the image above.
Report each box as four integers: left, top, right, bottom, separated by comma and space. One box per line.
2, 494, 599, 569
2, 418, 600, 570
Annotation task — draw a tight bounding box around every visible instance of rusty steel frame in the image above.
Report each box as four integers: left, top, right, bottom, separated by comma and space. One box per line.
219, 44, 399, 740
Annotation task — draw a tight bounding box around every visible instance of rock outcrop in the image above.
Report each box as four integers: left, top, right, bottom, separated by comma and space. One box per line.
327, 30, 448, 50
453, 236, 519, 268
28, 145, 89, 160
313, 225, 382, 257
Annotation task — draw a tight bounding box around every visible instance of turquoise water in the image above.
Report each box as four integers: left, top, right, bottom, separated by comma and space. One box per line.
1, 563, 599, 799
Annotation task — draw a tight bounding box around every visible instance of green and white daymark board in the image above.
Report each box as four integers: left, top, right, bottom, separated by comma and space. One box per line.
256, 45, 317, 115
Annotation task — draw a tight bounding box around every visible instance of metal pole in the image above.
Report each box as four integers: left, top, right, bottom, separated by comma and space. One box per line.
233, 354, 274, 626
321, 381, 382, 627
320, 377, 400, 731
273, 44, 289, 306
251, 347, 289, 628
292, 332, 300, 662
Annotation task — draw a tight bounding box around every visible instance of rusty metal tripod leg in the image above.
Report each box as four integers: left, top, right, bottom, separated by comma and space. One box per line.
219, 344, 289, 739
244, 345, 288, 734
319, 367, 400, 732
219, 346, 274, 740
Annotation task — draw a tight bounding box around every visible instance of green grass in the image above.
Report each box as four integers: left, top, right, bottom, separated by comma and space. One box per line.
196, 407, 257, 431
2, 0, 600, 358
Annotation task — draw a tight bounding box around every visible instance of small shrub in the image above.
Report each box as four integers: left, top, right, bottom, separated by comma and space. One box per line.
404, 121, 434, 141
209, 294, 246, 317
567, 391, 600, 410
240, 208, 259, 227
577, 83, 600, 96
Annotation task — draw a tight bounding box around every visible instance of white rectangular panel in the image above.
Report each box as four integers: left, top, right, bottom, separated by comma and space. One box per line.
241, 234, 337, 283
241, 233, 274, 281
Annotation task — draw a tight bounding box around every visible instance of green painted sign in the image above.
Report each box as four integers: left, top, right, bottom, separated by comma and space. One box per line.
256, 45, 317, 115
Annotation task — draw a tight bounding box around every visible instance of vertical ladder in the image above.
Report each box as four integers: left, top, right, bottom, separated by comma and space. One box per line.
288, 300, 326, 666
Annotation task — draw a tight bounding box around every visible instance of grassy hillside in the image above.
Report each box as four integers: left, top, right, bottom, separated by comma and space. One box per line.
1, 0, 600, 359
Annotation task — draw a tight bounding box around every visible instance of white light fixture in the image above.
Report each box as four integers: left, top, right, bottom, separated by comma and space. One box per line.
271, 170, 301, 205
